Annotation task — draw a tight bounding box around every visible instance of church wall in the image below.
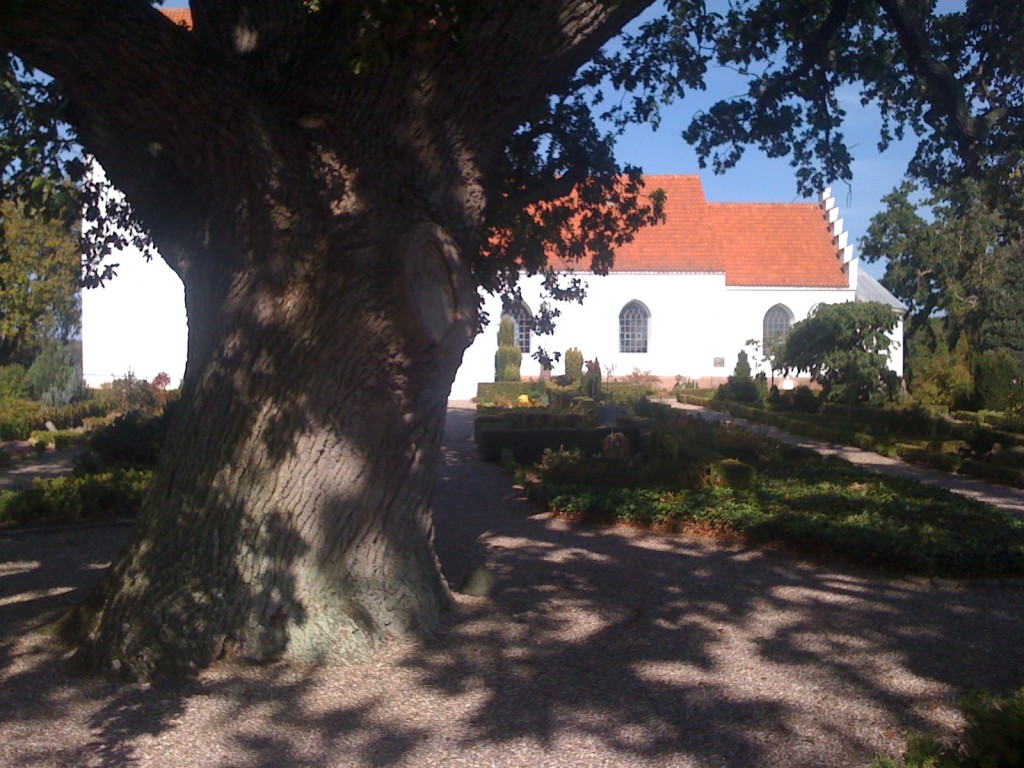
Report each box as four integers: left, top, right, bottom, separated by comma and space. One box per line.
448, 271, 860, 399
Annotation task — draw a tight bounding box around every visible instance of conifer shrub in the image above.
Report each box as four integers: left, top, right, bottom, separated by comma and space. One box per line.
715, 350, 762, 403
564, 347, 584, 383
710, 458, 754, 489
494, 316, 522, 382
972, 349, 1023, 412
581, 358, 602, 398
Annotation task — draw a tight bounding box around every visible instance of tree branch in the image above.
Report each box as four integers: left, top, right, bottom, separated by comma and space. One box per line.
878, 0, 991, 147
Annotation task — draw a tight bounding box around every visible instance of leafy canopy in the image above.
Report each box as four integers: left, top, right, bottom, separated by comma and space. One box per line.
861, 180, 1024, 364
777, 301, 899, 403
2, 0, 1023, 314
0, 197, 81, 366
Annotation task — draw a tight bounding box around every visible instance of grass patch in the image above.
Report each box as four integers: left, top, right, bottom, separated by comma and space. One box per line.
514, 408, 1024, 579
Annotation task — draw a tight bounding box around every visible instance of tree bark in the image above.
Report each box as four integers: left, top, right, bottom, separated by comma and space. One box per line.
71, 217, 476, 678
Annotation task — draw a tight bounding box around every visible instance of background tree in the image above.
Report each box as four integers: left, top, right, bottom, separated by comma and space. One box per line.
1, 0, 1023, 679
861, 181, 1024, 365
0, 198, 81, 366
777, 302, 899, 404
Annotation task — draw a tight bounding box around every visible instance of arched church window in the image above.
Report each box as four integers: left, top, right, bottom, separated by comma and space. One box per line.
763, 304, 794, 353
619, 300, 650, 353
504, 302, 534, 354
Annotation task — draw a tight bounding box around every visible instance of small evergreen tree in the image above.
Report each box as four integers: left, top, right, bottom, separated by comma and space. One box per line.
24, 342, 83, 406
581, 358, 602, 398
716, 349, 762, 402
564, 347, 584, 383
494, 316, 522, 382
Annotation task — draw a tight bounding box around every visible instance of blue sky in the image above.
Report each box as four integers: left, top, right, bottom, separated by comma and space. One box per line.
159, 1, 924, 280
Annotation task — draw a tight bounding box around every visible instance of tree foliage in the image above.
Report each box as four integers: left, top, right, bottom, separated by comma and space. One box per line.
861, 181, 1024, 364
0, 197, 81, 366
778, 302, 899, 403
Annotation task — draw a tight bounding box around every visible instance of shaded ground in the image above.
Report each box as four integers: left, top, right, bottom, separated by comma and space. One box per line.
1, 404, 1022, 767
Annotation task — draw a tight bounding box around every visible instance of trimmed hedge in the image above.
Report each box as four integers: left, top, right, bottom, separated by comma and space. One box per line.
0, 397, 118, 441
477, 425, 611, 464
475, 381, 548, 404
0, 469, 152, 528
28, 429, 91, 450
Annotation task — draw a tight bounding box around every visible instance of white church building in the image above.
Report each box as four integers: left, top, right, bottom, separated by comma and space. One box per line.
81, 175, 904, 400
451, 175, 904, 399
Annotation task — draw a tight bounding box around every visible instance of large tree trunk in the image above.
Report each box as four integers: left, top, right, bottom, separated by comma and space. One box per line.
70, 220, 477, 679
1, 0, 655, 680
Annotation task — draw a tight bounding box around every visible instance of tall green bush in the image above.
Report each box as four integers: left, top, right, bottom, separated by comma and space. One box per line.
24, 342, 84, 407
0, 364, 26, 401
582, 358, 602, 398
564, 347, 584, 383
716, 349, 763, 403
972, 348, 1022, 412
494, 315, 522, 382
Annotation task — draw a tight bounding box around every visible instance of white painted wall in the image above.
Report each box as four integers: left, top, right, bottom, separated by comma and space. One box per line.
449, 271, 865, 399
81, 247, 188, 388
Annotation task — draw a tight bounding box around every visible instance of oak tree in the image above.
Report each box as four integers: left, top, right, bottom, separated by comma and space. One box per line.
861, 181, 1024, 365
2, 0, 1022, 678
0, 198, 81, 366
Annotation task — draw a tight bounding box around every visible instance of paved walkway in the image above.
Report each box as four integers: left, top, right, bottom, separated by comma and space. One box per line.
660, 399, 1024, 516
0, 447, 84, 491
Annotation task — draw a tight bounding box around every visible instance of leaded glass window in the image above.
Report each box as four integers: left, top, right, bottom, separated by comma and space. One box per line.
763, 304, 793, 353
506, 303, 533, 353
619, 301, 650, 353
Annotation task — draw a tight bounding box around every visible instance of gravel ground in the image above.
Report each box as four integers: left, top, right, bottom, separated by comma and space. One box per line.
1, 404, 1023, 767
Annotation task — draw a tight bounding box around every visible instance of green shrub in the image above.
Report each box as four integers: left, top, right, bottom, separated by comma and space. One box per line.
0, 364, 26, 400
28, 428, 90, 450
973, 349, 1023, 412
711, 459, 754, 489
564, 347, 584, 383
477, 425, 611, 464
715, 350, 763, 403
581, 358, 602, 398
960, 459, 1024, 489
894, 444, 961, 473
24, 343, 85, 407
41, 398, 118, 430
476, 381, 547, 406
0, 398, 41, 440
88, 408, 173, 468
775, 385, 820, 413
494, 316, 522, 382
0, 469, 152, 528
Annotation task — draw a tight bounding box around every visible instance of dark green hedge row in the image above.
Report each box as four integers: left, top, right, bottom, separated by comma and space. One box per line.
960, 459, 1024, 489
476, 425, 613, 464
0, 469, 152, 528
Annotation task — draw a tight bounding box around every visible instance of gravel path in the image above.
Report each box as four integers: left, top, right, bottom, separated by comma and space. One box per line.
1, 404, 1023, 767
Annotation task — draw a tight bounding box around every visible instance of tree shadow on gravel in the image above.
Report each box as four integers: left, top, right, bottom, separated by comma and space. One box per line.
0, 405, 1022, 768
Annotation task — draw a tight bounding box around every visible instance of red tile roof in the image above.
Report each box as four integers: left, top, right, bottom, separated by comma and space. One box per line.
607, 175, 848, 288
161, 8, 193, 29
